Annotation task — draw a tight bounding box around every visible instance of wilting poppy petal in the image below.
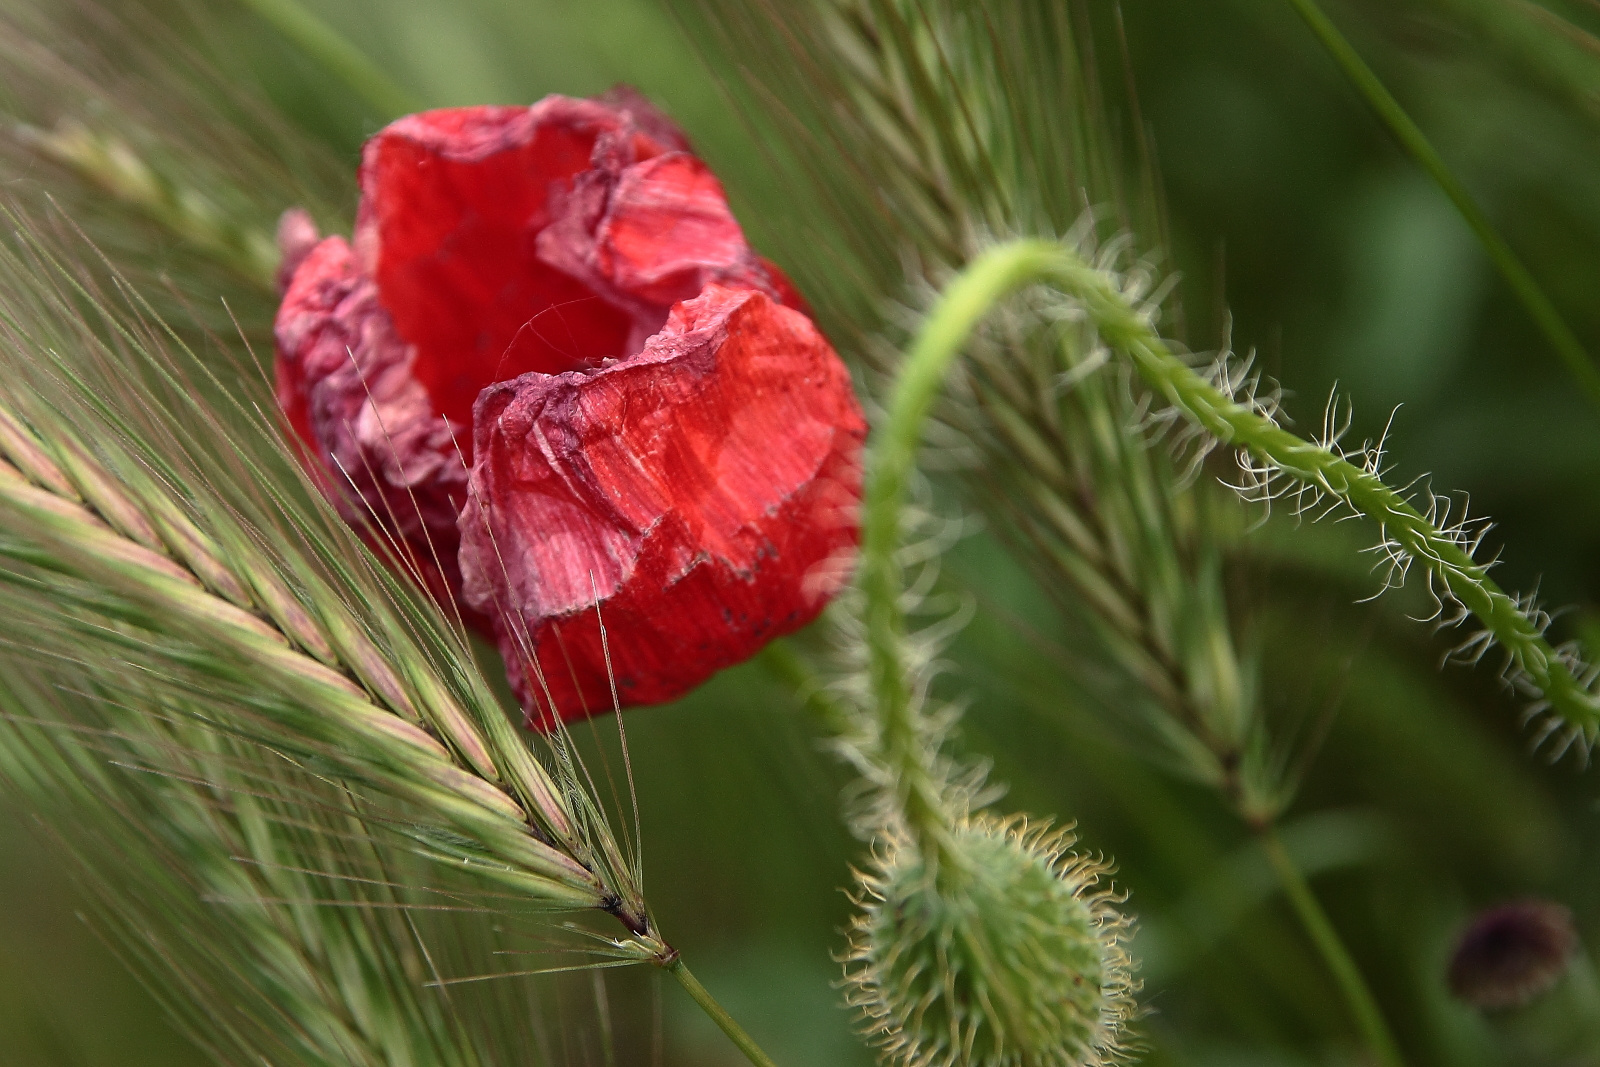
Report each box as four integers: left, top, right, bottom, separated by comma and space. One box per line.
358, 101, 647, 429
458, 284, 865, 728
273, 233, 471, 611
275, 207, 321, 295
275, 91, 864, 726
593, 84, 694, 155
538, 146, 779, 325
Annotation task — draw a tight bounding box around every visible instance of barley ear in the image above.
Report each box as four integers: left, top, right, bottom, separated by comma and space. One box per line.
0, 211, 659, 942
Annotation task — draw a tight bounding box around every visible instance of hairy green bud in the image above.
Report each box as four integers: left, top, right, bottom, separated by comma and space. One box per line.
845, 816, 1138, 1067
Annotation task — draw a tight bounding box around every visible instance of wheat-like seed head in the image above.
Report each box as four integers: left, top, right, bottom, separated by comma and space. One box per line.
678, 0, 1268, 804
0, 204, 663, 941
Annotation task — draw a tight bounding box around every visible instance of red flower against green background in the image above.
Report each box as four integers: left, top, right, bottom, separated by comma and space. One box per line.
274, 91, 865, 727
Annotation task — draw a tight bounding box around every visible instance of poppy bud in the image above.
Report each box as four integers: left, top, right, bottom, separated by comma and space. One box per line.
273, 92, 865, 726
1447, 899, 1578, 1011
845, 818, 1138, 1067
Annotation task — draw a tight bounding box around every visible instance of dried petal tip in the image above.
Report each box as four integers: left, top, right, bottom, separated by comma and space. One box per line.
275, 208, 321, 294
1448, 899, 1578, 1010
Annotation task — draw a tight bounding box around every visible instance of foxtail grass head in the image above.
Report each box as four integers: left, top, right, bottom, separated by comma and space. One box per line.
846, 815, 1137, 1067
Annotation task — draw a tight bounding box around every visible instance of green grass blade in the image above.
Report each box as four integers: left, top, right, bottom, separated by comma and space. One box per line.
236, 0, 422, 120
1284, 0, 1600, 412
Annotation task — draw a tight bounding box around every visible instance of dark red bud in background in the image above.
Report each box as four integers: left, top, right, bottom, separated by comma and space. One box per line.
1447, 899, 1579, 1011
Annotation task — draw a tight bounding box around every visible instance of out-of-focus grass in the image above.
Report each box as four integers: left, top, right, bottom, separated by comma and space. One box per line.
4, 0, 1600, 1064
0, 816, 205, 1067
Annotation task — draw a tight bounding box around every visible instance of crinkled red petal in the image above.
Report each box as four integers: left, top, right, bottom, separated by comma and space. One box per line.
273, 235, 478, 624
594, 84, 694, 154
275, 207, 322, 296
356, 100, 679, 430
274, 94, 850, 705
536, 145, 797, 351
755, 256, 812, 319
588, 152, 773, 307
273, 236, 357, 485
458, 285, 865, 727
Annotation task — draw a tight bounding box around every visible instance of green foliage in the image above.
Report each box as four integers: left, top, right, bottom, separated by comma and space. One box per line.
0, 185, 664, 1063
4, 1, 1600, 1066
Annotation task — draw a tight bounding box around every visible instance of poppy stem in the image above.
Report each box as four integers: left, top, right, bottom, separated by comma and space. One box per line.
1022, 238, 1600, 749
667, 958, 781, 1067
903, 238, 1598, 753
1262, 827, 1407, 1067
885, 233, 1587, 1063
861, 240, 1067, 867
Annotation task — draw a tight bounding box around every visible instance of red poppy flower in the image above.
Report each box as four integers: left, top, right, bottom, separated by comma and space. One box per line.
273, 91, 865, 727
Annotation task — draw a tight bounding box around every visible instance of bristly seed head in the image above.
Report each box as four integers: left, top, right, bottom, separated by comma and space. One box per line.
845, 815, 1138, 1067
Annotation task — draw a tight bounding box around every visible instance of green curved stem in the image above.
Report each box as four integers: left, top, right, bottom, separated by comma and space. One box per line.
860, 242, 1065, 864
883, 233, 1594, 1059
237, 0, 423, 120
889, 238, 1414, 1062
1262, 828, 1406, 1067
668, 958, 780, 1067
1037, 240, 1600, 742
928, 239, 1597, 747
1283, 0, 1600, 412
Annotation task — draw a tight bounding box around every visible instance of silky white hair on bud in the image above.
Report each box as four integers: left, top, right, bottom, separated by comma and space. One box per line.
844, 815, 1138, 1067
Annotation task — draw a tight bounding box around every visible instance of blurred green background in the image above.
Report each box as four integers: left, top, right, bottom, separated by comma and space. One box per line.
6, 0, 1600, 1064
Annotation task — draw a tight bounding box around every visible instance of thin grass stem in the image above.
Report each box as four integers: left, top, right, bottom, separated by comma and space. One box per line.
1283, 0, 1600, 411
666, 958, 780, 1067
236, 0, 423, 120
860, 242, 1065, 866
923, 238, 1599, 751
1261, 827, 1406, 1067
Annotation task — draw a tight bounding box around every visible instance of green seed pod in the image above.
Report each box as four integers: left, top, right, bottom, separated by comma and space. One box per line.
845, 815, 1137, 1067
